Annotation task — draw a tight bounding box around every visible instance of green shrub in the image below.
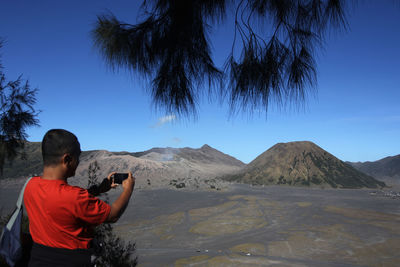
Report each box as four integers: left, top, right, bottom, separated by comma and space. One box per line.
87, 161, 138, 267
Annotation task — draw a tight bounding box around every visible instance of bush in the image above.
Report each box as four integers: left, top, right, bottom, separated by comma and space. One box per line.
92, 223, 137, 267
87, 161, 138, 267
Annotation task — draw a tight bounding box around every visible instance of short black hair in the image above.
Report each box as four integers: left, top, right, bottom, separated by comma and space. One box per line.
42, 129, 81, 166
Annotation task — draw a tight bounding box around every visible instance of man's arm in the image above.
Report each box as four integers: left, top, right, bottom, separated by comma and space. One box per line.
106, 172, 135, 223
87, 172, 117, 196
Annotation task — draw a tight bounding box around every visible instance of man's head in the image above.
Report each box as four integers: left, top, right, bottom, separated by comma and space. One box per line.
42, 129, 81, 177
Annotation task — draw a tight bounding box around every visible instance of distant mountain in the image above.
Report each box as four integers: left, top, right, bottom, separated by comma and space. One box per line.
131, 144, 244, 166
2, 142, 43, 178
223, 141, 385, 188
1, 142, 245, 189
348, 155, 400, 184
4, 141, 391, 190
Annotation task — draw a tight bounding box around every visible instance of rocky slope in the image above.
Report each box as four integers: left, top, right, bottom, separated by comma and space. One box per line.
2, 142, 43, 178
348, 155, 400, 185
223, 141, 385, 188
3, 141, 391, 190
1, 143, 245, 190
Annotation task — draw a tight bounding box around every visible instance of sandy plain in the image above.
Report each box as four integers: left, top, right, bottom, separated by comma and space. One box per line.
110, 184, 400, 267
1, 181, 400, 266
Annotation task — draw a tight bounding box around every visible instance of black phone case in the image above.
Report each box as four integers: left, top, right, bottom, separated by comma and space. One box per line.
114, 173, 129, 184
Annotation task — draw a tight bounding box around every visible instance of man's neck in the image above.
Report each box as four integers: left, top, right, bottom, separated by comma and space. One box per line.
42, 166, 68, 181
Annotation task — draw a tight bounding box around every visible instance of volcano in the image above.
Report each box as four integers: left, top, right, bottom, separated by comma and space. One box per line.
224, 141, 385, 189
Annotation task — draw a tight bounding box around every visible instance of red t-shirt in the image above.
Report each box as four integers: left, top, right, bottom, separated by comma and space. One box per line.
24, 177, 111, 249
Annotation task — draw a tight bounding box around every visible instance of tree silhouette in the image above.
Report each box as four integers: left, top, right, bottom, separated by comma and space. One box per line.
0, 40, 40, 175
87, 161, 138, 267
93, 0, 348, 117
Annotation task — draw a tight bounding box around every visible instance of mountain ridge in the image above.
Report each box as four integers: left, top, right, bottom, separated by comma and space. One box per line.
1, 142, 245, 189
348, 154, 400, 185
3, 141, 395, 189
223, 141, 385, 188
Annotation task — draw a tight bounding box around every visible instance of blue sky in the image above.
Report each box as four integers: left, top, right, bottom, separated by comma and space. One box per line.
1, 1, 399, 164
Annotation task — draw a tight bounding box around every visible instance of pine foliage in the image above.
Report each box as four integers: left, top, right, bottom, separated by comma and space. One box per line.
0, 40, 39, 175
92, 0, 348, 116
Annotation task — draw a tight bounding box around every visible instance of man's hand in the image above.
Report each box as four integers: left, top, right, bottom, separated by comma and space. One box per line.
88, 172, 119, 196
107, 172, 119, 189
122, 172, 135, 192
107, 172, 135, 223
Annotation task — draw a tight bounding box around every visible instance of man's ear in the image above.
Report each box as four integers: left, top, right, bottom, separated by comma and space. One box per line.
62, 154, 72, 164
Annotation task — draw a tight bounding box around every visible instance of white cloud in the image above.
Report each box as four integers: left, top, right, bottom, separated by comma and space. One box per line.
172, 137, 182, 144
151, 114, 176, 128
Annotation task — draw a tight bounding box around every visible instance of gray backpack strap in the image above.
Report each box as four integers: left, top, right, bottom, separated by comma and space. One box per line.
5, 177, 33, 231
16, 177, 32, 209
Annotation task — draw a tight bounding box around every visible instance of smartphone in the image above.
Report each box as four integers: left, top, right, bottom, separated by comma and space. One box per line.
113, 173, 129, 184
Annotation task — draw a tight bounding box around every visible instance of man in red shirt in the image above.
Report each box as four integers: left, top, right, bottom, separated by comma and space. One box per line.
24, 129, 135, 266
